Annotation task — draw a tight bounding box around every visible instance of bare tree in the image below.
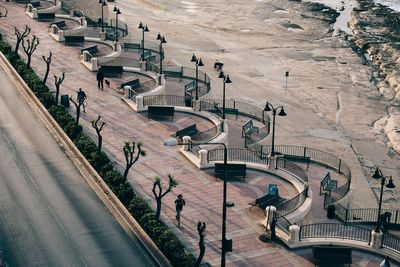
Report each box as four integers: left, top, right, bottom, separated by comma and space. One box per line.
14, 25, 30, 53
92, 115, 106, 154
42, 51, 52, 84
22, 35, 39, 68
123, 141, 146, 180
54, 72, 65, 105
69, 89, 86, 125
195, 221, 206, 267
152, 175, 178, 220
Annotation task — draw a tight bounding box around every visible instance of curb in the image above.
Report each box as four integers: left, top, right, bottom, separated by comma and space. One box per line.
0, 52, 172, 267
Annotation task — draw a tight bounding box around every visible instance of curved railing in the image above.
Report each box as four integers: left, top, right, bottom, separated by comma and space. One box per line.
142, 95, 186, 107
382, 232, 400, 253
276, 158, 308, 183
98, 57, 141, 68
191, 123, 224, 143
276, 187, 309, 217
275, 212, 292, 235
164, 66, 211, 94
299, 223, 372, 244
207, 148, 269, 165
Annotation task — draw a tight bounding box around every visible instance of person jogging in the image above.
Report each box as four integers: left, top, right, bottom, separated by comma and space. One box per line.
175, 194, 186, 227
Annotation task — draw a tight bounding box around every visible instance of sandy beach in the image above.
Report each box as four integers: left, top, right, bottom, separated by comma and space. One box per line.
64, 0, 399, 209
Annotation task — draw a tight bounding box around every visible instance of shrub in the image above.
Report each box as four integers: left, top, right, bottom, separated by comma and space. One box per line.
113, 182, 135, 206
128, 196, 153, 220
74, 134, 97, 158
64, 121, 82, 140
103, 170, 125, 187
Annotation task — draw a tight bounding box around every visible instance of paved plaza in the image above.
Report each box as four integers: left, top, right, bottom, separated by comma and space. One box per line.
0, 2, 398, 266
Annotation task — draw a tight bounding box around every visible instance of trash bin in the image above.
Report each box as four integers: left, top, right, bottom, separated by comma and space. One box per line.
60, 94, 70, 108
327, 204, 335, 219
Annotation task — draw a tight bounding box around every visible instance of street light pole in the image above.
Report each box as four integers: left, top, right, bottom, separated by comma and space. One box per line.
156, 33, 167, 79
98, 0, 107, 33
138, 22, 149, 61
218, 71, 232, 120
372, 166, 396, 232
264, 102, 287, 156
112, 7, 121, 42
190, 54, 204, 101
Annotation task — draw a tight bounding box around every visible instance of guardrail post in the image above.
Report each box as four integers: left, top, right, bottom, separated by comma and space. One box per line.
264, 206, 276, 230
345, 208, 349, 223
192, 99, 200, 111
289, 225, 300, 245
370, 230, 383, 249
199, 149, 208, 168
338, 159, 342, 173
182, 136, 191, 151
99, 31, 106, 41
136, 95, 144, 111
396, 210, 399, 224
303, 147, 306, 158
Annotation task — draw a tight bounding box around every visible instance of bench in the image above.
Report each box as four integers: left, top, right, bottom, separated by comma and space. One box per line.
31, 1, 40, 8
249, 184, 284, 210
176, 124, 198, 138
215, 163, 246, 181
64, 35, 85, 46
123, 43, 140, 52
120, 78, 143, 90
320, 172, 337, 195
50, 20, 66, 29
80, 45, 99, 55
100, 65, 123, 78
37, 13, 55, 21
148, 106, 174, 121
242, 120, 259, 137
184, 80, 195, 92
164, 70, 183, 82
313, 246, 352, 266
282, 155, 311, 170
143, 50, 156, 61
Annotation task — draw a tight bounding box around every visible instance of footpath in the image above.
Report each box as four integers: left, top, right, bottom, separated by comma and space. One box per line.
0, 2, 395, 266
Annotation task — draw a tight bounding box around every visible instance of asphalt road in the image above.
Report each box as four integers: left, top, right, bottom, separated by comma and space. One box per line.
0, 64, 157, 266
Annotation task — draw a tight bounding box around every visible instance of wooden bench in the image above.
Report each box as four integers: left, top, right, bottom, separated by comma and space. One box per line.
242, 120, 259, 137
120, 78, 143, 90
176, 124, 198, 138
80, 45, 99, 55
215, 163, 246, 181
143, 50, 156, 61
123, 43, 140, 52
313, 246, 352, 266
282, 155, 311, 170
148, 106, 174, 121
64, 36, 85, 46
249, 194, 280, 210
100, 65, 123, 78
164, 70, 183, 82
50, 20, 66, 29
320, 172, 337, 195
37, 13, 56, 21
184, 80, 195, 92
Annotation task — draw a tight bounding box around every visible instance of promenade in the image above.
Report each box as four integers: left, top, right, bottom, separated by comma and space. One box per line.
0, 2, 398, 266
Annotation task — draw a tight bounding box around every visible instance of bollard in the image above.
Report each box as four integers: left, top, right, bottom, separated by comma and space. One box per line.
199, 149, 208, 167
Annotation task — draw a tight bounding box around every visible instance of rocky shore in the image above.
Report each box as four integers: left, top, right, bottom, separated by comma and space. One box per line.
349, 0, 400, 154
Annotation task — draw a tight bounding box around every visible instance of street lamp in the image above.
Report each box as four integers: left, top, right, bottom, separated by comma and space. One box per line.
372, 166, 396, 232
138, 22, 149, 61
165, 139, 232, 267
190, 53, 204, 101
112, 6, 121, 42
156, 33, 167, 79
98, 0, 107, 33
218, 71, 232, 119
264, 102, 287, 156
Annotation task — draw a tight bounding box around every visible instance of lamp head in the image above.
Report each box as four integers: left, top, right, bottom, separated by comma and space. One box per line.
156, 32, 162, 40
372, 167, 382, 179
191, 54, 197, 62
161, 36, 167, 44
116, 9, 121, 15
278, 107, 287, 116
264, 102, 271, 112
113, 6, 118, 12
198, 58, 204, 66
138, 21, 143, 29
218, 71, 225, 79
386, 177, 396, 188
144, 25, 149, 32
225, 75, 232, 84
98, 0, 102, 4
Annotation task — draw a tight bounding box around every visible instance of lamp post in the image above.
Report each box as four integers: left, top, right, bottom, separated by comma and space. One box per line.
156, 33, 167, 79
112, 6, 121, 42
138, 22, 149, 61
264, 102, 287, 156
372, 166, 396, 232
218, 71, 232, 120
165, 139, 232, 267
98, 0, 107, 33
190, 54, 204, 101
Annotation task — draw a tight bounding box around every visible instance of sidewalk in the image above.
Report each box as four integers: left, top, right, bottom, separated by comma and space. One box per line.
0, 3, 394, 266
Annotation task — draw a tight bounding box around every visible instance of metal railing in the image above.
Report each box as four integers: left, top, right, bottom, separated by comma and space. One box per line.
191, 123, 224, 143
86, 18, 128, 38
97, 57, 141, 68
275, 212, 292, 235
164, 66, 211, 94
142, 95, 186, 107
146, 62, 160, 74
299, 223, 372, 244
276, 187, 309, 217
276, 157, 308, 183
207, 148, 269, 165
381, 232, 400, 253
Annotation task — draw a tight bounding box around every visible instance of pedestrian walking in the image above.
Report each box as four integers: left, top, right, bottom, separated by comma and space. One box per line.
96, 68, 105, 90
380, 256, 391, 267
77, 88, 87, 113
175, 194, 185, 227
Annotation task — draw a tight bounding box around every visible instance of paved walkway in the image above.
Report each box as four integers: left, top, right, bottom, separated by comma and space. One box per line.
0, 3, 395, 266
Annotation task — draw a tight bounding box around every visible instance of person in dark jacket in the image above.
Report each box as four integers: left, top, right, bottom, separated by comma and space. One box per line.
96, 68, 105, 90
175, 194, 186, 227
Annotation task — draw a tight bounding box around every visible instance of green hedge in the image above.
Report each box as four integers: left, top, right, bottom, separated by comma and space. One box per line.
0, 38, 196, 266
